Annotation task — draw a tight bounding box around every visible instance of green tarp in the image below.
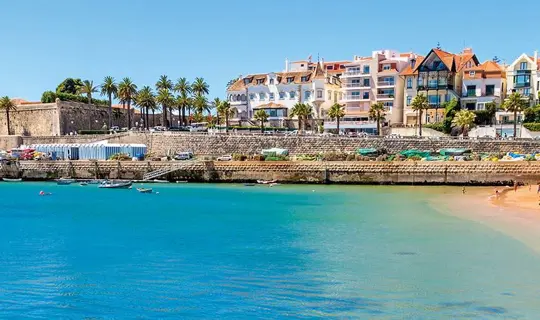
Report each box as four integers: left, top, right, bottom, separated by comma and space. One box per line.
357, 148, 378, 156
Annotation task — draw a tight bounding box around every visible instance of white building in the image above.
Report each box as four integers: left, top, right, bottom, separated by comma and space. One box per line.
226, 59, 344, 129
506, 52, 540, 102
461, 60, 506, 111
331, 50, 414, 134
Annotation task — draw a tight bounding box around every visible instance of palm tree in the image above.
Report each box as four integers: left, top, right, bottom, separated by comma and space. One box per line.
174, 77, 191, 125
369, 102, 386, 136
118, 78, 138, 129
193, 95, 210, 117
254, 109, 268, 133
452, 110, 476, 137
156, 75, 173, 126
216, 100, 233, 133
156, 88, 174, 127
192, 77, 210, 97
100, 76, 118, 129
212, 97, 221, 123
410, 94, 429, 136
290, 103, 313, 133
0, 96, 17, 135
135, 86, 155, 129
78, 80, 98, 104
327, 103, 345, 133
502, 92, 528, 137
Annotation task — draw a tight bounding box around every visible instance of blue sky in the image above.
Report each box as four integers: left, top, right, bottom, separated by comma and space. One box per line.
2, 0, 540, 101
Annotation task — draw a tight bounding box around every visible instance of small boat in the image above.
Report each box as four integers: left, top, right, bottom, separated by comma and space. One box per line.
257, 179, 277, 185
269, 183, 280, 187
56, 178, 75, 185
244, 183, 256, 187
2, 178, 22, 182
98, 181, 133, 189
137, 188, 153, 194
79, 182, 88, 186
176, 180, 188, 184
152, 179, 169, 183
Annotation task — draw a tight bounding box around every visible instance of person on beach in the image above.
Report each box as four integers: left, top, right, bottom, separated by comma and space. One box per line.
495, 189, 500, 198
514, 181, 518, 193
537, 183, 540, 194
462, 187, 466, 194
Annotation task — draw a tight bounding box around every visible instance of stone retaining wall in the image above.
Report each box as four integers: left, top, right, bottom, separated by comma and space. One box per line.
4, 160, 540, 185
113, 133, 540, 157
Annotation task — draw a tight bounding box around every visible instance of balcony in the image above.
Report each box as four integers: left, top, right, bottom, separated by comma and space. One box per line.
377, 81, 395, 87
514, 83, 531, 88
342, 95, 370, 102
376, 94, 395, 100
417, 84, 454, 90
516, 70, 531, 74
342, 83, 370, 88
343, 71, 370, 77
345, 106, 369, 113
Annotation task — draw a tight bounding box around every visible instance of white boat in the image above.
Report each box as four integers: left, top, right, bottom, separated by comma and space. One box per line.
257, 179, 277, 185
2, 178, 22, 182
137, 187, 153, 194
99, 181, 133, 189
56, 178, 76, 185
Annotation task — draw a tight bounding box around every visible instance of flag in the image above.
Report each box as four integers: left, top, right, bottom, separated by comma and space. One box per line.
307, 54, 312, 61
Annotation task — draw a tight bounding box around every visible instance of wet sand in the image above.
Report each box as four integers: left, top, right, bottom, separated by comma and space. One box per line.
430, 186, 540, 254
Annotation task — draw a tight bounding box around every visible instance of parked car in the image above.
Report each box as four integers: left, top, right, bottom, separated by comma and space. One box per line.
217, 155, 232, 161
173, 152, 193, 160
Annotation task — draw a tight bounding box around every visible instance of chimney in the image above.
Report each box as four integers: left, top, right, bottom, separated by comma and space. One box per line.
410, 54, 417, 69
285, 58, 289, 72
535, 50, 538, 66
463, 47, 473, 54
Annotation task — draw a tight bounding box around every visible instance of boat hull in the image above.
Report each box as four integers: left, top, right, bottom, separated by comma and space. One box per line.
2, 178, 22, 182
99, 181, 133, 189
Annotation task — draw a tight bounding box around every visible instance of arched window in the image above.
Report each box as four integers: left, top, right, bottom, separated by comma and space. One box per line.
232, 95, 237, 102
241, 94, 246, 101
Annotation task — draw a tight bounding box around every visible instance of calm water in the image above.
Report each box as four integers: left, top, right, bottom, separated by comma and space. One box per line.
1, 183, 540, 319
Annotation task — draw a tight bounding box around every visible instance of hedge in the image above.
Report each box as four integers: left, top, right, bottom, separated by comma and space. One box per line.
424, 123, 445, 132
41, 91, 109, 106
78, 130, 110, 135
524, 123, 540, 131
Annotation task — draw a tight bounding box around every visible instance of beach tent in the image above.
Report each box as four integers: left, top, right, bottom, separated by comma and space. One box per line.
400, 150, 430, 159
357, 148, 379, 156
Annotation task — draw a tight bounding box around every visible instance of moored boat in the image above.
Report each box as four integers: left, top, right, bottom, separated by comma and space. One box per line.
257, 179, 277, 185
137, 188, 153, 194
56, 178, 75, 185
98, 181, 132, 189
2, 178, 22, 182
79, 182, 88, 186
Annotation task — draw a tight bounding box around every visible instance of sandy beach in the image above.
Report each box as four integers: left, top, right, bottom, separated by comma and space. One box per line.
431, 185, 540, 254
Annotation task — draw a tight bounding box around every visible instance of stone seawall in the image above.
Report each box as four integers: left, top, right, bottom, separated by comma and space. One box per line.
112, 133, 540, 157
3, 161, 540, 185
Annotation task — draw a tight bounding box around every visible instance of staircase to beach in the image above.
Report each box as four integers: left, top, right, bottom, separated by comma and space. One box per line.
143, 166, 181, 181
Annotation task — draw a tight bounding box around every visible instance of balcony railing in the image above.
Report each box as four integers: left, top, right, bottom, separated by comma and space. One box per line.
342, 83, 370, 88
377, 81, 395, 86
343, 95, 370, 101
377, 94, 395, 99
417, 84, 454, 90
344, 71, 370, 76
514, 83, 531, 88
345, 107, 369, 113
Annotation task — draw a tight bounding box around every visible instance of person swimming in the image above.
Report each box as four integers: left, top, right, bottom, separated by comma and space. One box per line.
39, 191, 52, 196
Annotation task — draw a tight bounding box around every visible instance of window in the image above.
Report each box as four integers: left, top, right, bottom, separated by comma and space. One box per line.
428, 95, 439, 105
383, 64, 391, 70
259, 93, 265, 100
304, 91, 311, 100
243, 78, 251, 85
279, 92, 285, 100
301, 76, 309, 82
383, 101, 393, 109
428, 79, 438, 89
287, 77, 294, 83
351, 91, 360, 97
520, 62, 528, 70
406, 77, 412, 89
486, 85, 495, 96
477, 103, 485, 110
326, 66, 334, 70
277, 76, 282, 83
363, 78, 370, 87
524, 88, 531, 96
351, 79, 360, 84
289, 91, 296, 100
406, 96, 412, 105
417, 77, 424, 87
256, 79, 264, 85
300, 64, 305, 67
362, 92, 369, 99
363, 65, 370, 74
467, 85, 476, 97
317, 90, 323, 99
269, 79, 274, 85
469, 71, 475, 77
249, 93, 255, 100
515, 75, 531, 86
328, 90, 332, 100
269, 93, 275, 100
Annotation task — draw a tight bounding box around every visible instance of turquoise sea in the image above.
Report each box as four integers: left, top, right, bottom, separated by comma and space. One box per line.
1, 183, 540, 319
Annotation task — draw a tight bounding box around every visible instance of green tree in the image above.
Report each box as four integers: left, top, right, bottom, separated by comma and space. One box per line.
216, 100, 234, 133
368, 102, 386, 136
192, 77, 210, 97
56, 78, 83, 94
135, 86, 155, 129
212, 97, 221, 123
327, 103, 345, 133
100, 76, 118, 129
156, 88, 174, 127
502, 92, 528, 137
524, 104, 540, 123
254, 109, 268, 133
0, 96, 17, 135
290, 103, 313, 133
118, 78, 138, 129
452, 110, 476, 137
441, 98, 459, 133
78, 80, 98, 105
410, 94, 429, 136
156, 75, 173, 126
193, 95, 209, 117
173, 77, 191, 126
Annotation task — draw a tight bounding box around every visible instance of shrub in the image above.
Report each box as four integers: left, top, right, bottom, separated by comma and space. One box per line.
41, 90, 109, 106
265, 155, 288, 161
251, 154, 265, 161
321, 152, 348, 161
524, 123, 540, 131
424, 122, 445, 132
473, 110, 494, 125
232, 154, 247, 161
41, 91, 57, 103
296, 154, 318, 161
109, 153, 131, 161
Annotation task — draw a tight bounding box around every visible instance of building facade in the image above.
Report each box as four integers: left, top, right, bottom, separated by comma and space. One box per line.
401, 48, 479, 125
330, 50, 413, 133
226, 59, 344, 128
461, 61, 506, 111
